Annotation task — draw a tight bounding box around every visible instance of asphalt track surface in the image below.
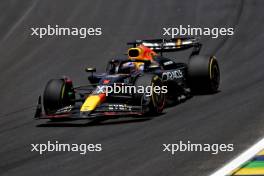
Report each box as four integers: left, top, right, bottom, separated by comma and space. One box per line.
0, 0, 264, 176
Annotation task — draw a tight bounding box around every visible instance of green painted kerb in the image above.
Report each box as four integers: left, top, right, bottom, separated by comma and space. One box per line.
244, 161, 264, 168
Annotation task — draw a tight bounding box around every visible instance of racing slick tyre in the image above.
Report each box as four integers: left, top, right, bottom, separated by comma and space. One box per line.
134, 74, 165, 115
188, 55, 220, 93
43, 79, 75, 114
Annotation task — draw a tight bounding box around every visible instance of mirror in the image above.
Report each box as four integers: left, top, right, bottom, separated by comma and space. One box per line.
85, 67, 96, 72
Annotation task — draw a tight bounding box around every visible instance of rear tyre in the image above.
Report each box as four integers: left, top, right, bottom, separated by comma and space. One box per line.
43, 79, 75, 114
188, 55, 220, 93
134, 74, 165, 115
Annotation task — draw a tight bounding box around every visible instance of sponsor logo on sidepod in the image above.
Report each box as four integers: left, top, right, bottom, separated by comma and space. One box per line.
162, 70, 183, 81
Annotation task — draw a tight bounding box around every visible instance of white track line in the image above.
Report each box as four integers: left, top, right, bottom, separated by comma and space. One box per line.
210, 138, 264, 176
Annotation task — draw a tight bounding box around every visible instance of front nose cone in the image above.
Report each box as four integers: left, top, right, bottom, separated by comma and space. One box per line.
80, 94, 106, 112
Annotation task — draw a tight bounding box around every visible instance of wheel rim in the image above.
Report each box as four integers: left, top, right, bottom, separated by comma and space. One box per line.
151, 78, 165, 113
210, 61, 220, 90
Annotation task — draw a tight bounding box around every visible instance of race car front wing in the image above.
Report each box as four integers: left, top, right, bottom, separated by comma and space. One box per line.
34, 96, 147, 120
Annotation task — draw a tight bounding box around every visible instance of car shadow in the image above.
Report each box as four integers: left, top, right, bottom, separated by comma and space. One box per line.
192, 90, 221, 96
36, 117, 153, 127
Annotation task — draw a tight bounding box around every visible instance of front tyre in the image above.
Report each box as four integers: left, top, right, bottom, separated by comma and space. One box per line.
134, 74, 165, 115
43, 79, 75, 114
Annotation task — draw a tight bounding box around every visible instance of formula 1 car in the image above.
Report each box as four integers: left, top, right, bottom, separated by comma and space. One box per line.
35, 37, 220, 120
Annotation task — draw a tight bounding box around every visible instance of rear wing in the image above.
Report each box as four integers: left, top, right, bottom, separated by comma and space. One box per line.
127, 37, 202, 56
